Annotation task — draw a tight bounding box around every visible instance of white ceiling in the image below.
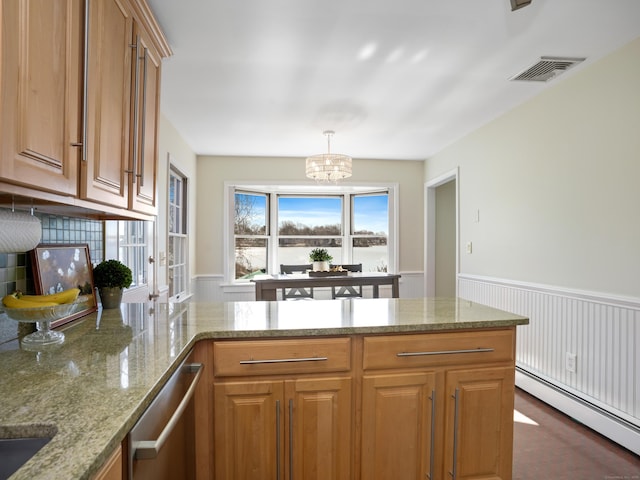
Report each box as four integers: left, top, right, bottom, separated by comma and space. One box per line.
147, 0, 640, 160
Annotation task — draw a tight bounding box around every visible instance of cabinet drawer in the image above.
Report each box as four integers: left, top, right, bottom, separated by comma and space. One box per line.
363, 329, 514, 370
214, 337, 351, 377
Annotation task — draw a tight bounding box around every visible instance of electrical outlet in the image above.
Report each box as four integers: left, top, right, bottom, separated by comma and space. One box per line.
566, 352, 577, 373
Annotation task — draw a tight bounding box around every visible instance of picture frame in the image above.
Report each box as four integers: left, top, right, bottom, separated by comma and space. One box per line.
30, 244, 98, 328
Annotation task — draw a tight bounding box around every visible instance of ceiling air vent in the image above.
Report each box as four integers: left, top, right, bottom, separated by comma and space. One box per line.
510, 56, 585, 82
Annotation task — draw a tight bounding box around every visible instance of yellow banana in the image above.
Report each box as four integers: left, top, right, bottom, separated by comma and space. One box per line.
19, 288, 80, 305
2, 293, 58, 308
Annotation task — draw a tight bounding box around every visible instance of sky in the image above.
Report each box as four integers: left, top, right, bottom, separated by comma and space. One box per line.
236, 193, 389, 235
279, 195, 388, 234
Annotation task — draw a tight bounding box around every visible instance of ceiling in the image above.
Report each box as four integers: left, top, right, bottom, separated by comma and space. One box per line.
147, 0, 640, 161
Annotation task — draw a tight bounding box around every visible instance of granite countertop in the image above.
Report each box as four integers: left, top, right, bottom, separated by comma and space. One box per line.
0, 298, 528, 479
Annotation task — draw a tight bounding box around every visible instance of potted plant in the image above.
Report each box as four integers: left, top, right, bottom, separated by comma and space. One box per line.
309, 248, 333, 272
93, 259, 132, 309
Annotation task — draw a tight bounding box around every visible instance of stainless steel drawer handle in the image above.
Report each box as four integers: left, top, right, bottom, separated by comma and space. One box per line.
239, 356, 328, 365
133, 363, 203, 459
397, 347, 494, 357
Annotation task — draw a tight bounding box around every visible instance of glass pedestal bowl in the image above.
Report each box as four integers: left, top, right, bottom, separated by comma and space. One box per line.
1, 297, 88, 348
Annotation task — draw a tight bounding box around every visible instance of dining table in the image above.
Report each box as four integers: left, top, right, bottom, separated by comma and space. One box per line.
251, 271, 401, 301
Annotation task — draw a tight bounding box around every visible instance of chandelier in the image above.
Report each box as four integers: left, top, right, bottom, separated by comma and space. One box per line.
305, 130, 352, 181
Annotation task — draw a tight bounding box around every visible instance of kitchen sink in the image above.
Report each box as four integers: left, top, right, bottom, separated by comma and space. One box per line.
0, 436, 52, 479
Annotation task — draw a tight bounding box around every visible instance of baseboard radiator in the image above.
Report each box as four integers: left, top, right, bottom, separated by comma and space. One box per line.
458, 274, 640, 455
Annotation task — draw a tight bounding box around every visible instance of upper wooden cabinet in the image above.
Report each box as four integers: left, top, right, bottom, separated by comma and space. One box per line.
0, 0, 83, 196
0, 0, 169, 217
82, 0, 133, 210
130, 23, 161, 213
83, 0, 164, 214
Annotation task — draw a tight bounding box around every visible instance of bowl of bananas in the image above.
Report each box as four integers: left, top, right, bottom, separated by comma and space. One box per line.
1, 288, 86, 347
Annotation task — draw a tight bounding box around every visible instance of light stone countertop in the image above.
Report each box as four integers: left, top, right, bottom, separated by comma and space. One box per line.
0, 298, 528, 479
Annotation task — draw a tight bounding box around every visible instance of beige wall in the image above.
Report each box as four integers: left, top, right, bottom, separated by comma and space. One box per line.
195, 156, 425, 276
435, 180, 456, 296
156, 113, 197, 291
426, 37, 640, 298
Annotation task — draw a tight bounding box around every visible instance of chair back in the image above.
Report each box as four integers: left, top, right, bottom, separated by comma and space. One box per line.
280, 264, 313, 299
330, 264, 364, 298
330, 264, 362, 272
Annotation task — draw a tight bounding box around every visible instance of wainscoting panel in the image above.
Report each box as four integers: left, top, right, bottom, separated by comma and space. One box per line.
458, 274, 640, 454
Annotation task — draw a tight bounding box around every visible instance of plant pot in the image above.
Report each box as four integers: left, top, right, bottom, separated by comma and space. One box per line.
312, 261, 330, 272
98, 287, 123, 309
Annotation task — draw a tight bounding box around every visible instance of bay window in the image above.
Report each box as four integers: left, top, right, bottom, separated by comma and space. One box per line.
227, 183, 396, 282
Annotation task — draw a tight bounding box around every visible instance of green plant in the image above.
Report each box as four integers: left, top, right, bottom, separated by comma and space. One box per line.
309, 248, 333, 262
93, 259, 133, 289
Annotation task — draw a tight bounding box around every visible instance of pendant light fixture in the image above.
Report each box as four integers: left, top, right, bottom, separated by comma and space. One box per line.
305, 130, 352, 181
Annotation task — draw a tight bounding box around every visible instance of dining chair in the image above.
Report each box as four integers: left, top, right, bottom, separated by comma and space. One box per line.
280, 264, 313, 300
330, 263, 363, 299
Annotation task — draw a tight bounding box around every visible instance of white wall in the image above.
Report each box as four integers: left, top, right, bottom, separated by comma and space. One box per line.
426, 37, 640, 299
426, 37, 640, 451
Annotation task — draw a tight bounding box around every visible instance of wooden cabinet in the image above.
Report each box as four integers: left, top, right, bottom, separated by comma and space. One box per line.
212, 338, 353, 480
83, 0, 162, 215
0, 0, 169, 217
361, 371, 439, 480
0, 0, 82, 196
360, 328, 516, 480
82, 0, 134, 210
129, 23, 161, 214
443, 366, 514, 480
92, 444, 123, 480
203, 329, 518, 480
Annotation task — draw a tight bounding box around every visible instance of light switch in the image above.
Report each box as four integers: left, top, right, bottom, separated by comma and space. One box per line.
466, 241, 472, 254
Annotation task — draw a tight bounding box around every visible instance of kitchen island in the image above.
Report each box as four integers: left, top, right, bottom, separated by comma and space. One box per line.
0, 298, 528, 479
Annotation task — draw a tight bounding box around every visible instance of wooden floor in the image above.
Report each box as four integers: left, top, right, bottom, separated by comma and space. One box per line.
513, 388, 640, 480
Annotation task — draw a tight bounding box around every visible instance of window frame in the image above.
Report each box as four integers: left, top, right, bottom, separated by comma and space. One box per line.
225, 181, 398, 283
168, 165, 190, 302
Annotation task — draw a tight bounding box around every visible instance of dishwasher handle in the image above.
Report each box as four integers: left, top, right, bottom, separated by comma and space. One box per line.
133, 363, 203, 460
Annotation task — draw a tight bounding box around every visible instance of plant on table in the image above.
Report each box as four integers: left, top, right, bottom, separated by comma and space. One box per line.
309, 248, 333, 272
93, 259, 132, 309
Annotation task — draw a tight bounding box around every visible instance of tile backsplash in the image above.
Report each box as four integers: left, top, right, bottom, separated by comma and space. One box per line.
0, 211, 103, 298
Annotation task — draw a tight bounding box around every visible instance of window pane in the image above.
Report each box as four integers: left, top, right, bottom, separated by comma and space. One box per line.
353, 240, 388, 272
235, 193, 266, 235
115, 220, 147, 287
353, 194, 388, 235
169, 235, 187, 297
278, 197, 341, 235
235, 237, 267, 279
169, 168, 189, 299
353, 194, 389, 272
277, 239, 342, 266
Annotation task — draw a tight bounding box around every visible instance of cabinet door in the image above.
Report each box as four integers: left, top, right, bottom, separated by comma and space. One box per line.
361, 372, 438, 480
443, 366, 514, 480
0, 0, 81, 195
214, 380, 284, 480
92, 444, 123, 480
129, 24, 160, 214
286, 377, 352, 480
82, 0, 133, 208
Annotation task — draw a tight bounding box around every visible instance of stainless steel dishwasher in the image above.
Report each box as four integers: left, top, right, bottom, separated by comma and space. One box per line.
128, 350, 203, 479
